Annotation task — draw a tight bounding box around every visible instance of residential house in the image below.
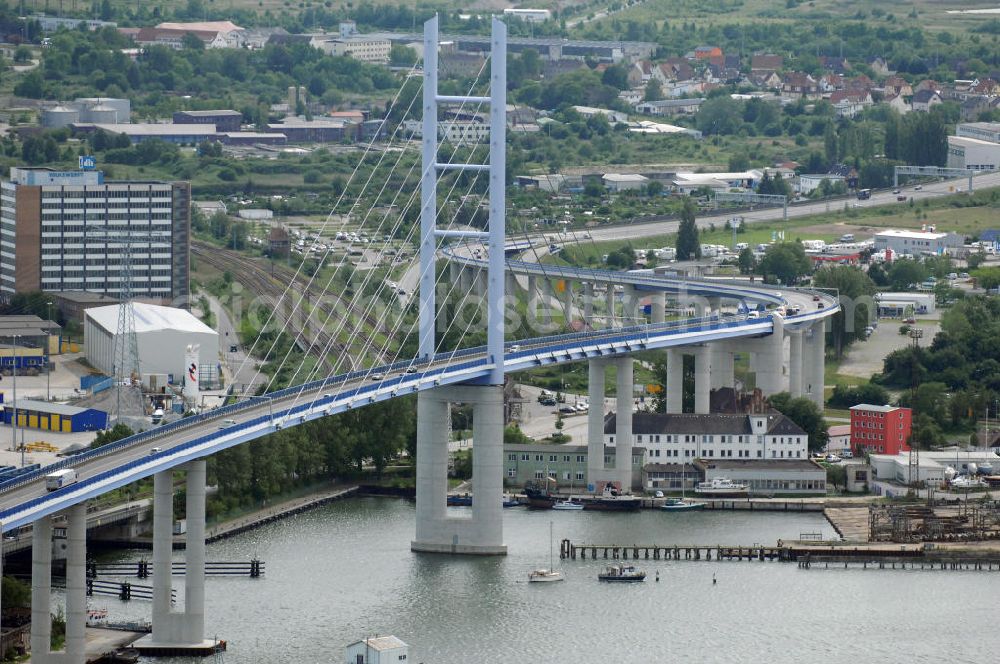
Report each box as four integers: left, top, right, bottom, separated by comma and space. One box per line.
782, 72, 820, 98
972, 78, 1000, 96
962, 96, 993, 121
629, 60, 655, 87
883, 94, 911, 115
845, 74, 875, 92
819, 73, 845, 93
829, 90, 873, 118
751, 54, 783, 73
868, 57, 891, 77
654, 59, 695, 85
883, 76, 913, 98
915, 79, 942, 94
819, 56, 850, 73
750, 71, 783, 90
912, 89, 942, 112
692, 45, 723, 61
619, 88, 644, 106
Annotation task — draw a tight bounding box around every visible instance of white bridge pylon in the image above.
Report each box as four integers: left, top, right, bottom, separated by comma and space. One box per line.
413, 15, 509, 555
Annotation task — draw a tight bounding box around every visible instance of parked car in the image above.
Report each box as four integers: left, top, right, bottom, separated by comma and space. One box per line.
540, 398, 557, 407
903, 317, 916, 324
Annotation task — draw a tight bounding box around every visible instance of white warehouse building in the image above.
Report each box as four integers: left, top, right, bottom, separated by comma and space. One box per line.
84, 302, 219, 384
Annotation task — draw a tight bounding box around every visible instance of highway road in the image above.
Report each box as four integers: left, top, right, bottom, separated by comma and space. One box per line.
577, 171, 1000, 244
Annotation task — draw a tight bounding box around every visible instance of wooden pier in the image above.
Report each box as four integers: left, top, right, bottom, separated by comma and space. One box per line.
560, 539, 1000, 571
559, 539, 791, 562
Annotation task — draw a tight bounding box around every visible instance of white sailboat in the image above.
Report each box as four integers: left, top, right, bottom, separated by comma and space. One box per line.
528, 521, 564, 583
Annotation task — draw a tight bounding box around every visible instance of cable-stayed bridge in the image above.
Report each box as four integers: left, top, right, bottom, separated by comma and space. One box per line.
0, 17, 839, 660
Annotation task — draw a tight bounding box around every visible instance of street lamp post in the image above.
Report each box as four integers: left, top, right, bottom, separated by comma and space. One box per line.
46, 301, 53, 402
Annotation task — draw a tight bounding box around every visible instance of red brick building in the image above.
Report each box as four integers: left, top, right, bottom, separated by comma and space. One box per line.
850, 404, 912, 456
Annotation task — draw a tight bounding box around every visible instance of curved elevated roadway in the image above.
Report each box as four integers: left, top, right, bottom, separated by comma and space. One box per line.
0, 262, 839, 531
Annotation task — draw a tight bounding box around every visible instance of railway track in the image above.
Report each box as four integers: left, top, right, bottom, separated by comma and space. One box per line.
191, 243, 392, 370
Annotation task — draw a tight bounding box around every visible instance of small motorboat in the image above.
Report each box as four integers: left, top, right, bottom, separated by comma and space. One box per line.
552, 499, 583, 511
598, 564, 646, 582
660, 497, 706, 512
446, 494, 473, 506
503, 494, 521, 507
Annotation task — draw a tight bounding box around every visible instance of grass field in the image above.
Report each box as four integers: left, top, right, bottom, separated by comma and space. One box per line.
601, 0, 1000, 32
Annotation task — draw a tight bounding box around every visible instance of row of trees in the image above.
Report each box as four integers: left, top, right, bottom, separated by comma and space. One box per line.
207, 397, 415, 515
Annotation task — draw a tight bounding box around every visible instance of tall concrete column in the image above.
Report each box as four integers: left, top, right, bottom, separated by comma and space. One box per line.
666, 348, 684, 414
469, 385, 504, 551
583, 282, 594, 326
615, 357, 633, 492
526, 275, 538, 319
64, 504, 87, 664
474, 268, 487, 297
711, 343, 734, 390
449, 261, 461, 285
561, 280, 573, 326
587, 359, 606, 487
184, 460, 206, 644
651, 291, 665, 324
605, 285, 616, 327
708, 296, 722, 318
622, 285, 637, 325
789, 330, 804, 397
754, 314, 785, 395
151, 470, 173, 643
808, 320, 826, 409
30, 516, 52, 659
693, 345, 711, 414
412, 386, 506, 555
414, 391, 449, 543
504, 271, 516, 299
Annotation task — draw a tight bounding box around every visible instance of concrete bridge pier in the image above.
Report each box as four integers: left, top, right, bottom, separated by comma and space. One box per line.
693, 345, 711, 414
650, 291, 666, 324
614, 356, 634, 492
666, 348, 684, 414
137, 460, 214, 653
752, 314, 785, 395
804, 320, 826, 409
474, 268, 487, 297
561, 280, 574, 326
788, 330, 804, 397
583, 282, 594, 326
587, 358, 608, 487
622, 285, 639, 325
412, 385, 506, 555
605, 285, 616, 327
711, 342, 734, 391
30, 504, 87, 664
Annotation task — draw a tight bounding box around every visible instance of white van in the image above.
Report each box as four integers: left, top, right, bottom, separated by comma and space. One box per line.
45, 468, 78, 491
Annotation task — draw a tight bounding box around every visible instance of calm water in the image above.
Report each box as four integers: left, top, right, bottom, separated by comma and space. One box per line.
82, 497, 1000, 664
